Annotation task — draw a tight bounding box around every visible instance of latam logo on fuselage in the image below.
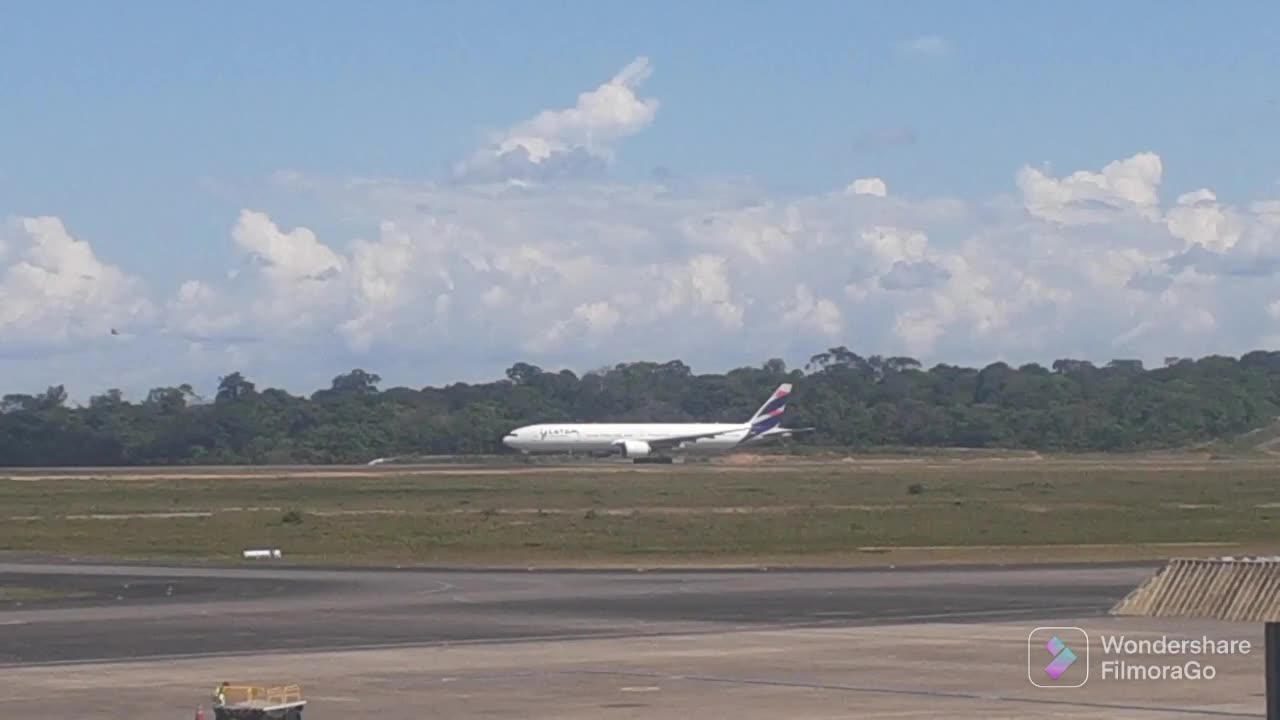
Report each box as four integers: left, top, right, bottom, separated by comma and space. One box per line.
538, 427, 581, 440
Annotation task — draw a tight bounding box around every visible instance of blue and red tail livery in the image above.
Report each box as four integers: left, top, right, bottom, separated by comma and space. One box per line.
745, 383, 792, 440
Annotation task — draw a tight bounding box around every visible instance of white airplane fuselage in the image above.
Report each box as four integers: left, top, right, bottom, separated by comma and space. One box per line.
501, 383, 812, 460
503, 422, 753, 455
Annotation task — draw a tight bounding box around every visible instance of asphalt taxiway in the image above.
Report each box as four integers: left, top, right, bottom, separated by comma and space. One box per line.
1, 560, 1268, 718
0, 560, 1147, 666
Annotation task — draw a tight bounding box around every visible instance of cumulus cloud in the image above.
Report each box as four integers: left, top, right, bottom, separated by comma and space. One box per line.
162, 210, 462, 354
0, 216, 153, 352
234, 150, 1271, 372
846, 177, 888, 198
781, 285, 843, 339
8, 58, 1280, 401
451, 57, 659, 184
1017, 152, 1164, 225
879, 260, 951, 291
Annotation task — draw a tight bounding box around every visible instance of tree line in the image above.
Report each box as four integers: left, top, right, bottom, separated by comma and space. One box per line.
2, 347, 1280, 465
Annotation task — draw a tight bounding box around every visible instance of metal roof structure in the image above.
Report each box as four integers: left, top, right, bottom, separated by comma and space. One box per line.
1111, 556, 1280, 718
1110, 556, 1280, 623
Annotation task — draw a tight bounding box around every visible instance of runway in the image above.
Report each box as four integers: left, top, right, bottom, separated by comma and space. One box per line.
1, 560, 1148, 666
1, 560, 1267, 718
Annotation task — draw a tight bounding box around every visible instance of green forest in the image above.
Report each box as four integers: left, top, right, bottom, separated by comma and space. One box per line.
2, 346, 1280, 466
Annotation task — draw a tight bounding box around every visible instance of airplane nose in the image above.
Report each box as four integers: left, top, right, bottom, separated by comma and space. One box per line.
503, 432, 518, 448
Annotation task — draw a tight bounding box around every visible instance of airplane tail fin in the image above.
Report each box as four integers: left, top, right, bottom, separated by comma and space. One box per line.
745, 383, 792, 437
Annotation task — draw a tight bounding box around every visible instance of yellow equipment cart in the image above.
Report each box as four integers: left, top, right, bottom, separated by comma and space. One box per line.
212, 683, 305, 720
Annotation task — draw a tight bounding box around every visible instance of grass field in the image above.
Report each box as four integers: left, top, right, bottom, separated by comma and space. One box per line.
3, 457, 1279, 566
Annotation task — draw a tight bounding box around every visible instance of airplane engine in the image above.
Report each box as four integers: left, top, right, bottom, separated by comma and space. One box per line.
614, 439, 652, 458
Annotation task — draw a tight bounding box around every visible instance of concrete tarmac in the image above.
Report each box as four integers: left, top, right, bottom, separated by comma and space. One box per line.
0, 560, 1266, 718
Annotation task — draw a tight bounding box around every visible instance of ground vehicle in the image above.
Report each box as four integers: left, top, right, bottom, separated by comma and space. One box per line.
212, 683, 305, 720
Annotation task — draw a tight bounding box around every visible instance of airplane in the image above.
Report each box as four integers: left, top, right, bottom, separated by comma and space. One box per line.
501, 383, 815, 462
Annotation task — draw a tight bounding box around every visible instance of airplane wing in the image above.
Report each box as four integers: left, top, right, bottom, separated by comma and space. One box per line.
748, 426, 815, 441
637, 429, 738, 451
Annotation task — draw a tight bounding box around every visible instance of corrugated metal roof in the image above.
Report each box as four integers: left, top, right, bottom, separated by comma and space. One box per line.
1111, 557, 1280, 623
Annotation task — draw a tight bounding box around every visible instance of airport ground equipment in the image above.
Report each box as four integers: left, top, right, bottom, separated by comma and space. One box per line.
1111, 556, 1280, 719
212, 683, 305, 720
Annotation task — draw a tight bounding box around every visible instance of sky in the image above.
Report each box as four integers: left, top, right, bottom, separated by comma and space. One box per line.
2, 1, 1280, 402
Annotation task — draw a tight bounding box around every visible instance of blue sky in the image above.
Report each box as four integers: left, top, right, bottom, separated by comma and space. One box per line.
2, 2, 1279, 400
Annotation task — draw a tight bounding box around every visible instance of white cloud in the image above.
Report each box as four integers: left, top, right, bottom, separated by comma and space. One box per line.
165, 280, 244, 340
1164, 188, 1255, 255
1017, 152, 1164, 225
233, 209, 345, 282
0, 216, 154, 351
7, 58, 1280, 402
654, 254, 743, 329
781, 285, 843, 339
451, 57, 659, 183
846, 177, 888, 198
524, 300, 623, 354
